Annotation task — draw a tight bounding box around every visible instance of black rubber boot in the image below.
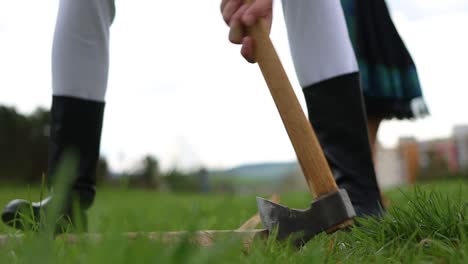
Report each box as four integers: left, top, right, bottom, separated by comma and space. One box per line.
303, 73, 383, 217
1, 96, 105, 232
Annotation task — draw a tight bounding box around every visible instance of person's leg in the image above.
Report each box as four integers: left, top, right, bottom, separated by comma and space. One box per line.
282, 0, 383, 217
49, 0, 115, 211
366, 115, 391, 208
302, 74, 383, 217
367, 116, 382, 163
2, 0, 116, 231
52, 0, 115, 102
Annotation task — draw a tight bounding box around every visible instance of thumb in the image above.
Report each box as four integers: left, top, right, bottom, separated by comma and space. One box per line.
242, 0, 272, 27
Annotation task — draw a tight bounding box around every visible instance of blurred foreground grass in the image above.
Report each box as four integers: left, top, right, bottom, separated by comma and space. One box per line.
0, 180, 467, 263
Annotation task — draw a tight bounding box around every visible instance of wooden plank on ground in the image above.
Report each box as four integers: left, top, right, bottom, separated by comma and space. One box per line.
0, 229, 268, 247
0, 195, 281, 247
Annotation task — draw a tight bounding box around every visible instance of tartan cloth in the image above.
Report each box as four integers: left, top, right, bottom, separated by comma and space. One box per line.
341, 0, 429, 119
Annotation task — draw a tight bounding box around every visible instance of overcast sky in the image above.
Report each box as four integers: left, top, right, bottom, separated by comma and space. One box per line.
1, 0, 467, 172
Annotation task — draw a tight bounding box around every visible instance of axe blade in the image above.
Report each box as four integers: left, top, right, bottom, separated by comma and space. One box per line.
256, 190, 356, 246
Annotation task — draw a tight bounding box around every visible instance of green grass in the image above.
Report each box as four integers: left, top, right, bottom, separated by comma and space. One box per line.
0, 181, 467, 263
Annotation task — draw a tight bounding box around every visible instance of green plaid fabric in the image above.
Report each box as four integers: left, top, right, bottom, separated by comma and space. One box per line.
340, 0, 428, 119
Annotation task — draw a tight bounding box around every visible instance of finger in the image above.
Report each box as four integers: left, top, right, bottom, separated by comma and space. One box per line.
230, 3, 249, 25
229, 20, 244, 44
241, 37, 256, 63
221, 0, 242, 25
242, 0, 272, 26
220, 0, 229, 12
228, 4, 249, 43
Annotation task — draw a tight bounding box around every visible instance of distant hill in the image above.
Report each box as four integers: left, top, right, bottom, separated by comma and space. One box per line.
212, 161, 299, 182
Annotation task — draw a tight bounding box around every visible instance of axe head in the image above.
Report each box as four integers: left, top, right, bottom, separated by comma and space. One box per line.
257, 189, 355, 246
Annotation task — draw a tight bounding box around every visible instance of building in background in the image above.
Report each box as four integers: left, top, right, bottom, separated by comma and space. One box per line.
454, 125, 468, 170
375, 143, 405, 188
419, 138, 458, 177
375, 125, 468, 187
398, 137, 421, 184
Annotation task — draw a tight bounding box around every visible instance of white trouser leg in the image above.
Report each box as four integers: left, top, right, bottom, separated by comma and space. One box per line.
282, 0, 358, 88
52, 0, 116, 102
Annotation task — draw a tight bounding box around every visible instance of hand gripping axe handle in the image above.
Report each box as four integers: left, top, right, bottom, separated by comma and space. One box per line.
242, 0, 355, 245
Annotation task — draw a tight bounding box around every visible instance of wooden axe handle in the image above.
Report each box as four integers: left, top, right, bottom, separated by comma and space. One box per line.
243, 1, 338, 197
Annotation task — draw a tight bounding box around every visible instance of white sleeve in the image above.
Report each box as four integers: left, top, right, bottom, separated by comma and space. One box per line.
282, 0, 358, 88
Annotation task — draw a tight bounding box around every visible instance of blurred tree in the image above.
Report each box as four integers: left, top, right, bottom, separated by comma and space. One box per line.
118, 155, 161, 189
26, 108, 49, 183
164, 169, 198, 192
196, 168, 211, 193
141, 155, 160, 188
96, 157, 110, 185
0, 106, 48, 183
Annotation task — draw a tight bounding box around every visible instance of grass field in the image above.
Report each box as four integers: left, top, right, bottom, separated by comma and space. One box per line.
0, 180, 467, 263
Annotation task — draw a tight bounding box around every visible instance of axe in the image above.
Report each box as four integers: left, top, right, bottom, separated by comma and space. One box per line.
241, 0, 356, 246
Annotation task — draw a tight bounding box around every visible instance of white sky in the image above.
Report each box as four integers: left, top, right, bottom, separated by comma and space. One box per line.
0, 0, 467, 171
